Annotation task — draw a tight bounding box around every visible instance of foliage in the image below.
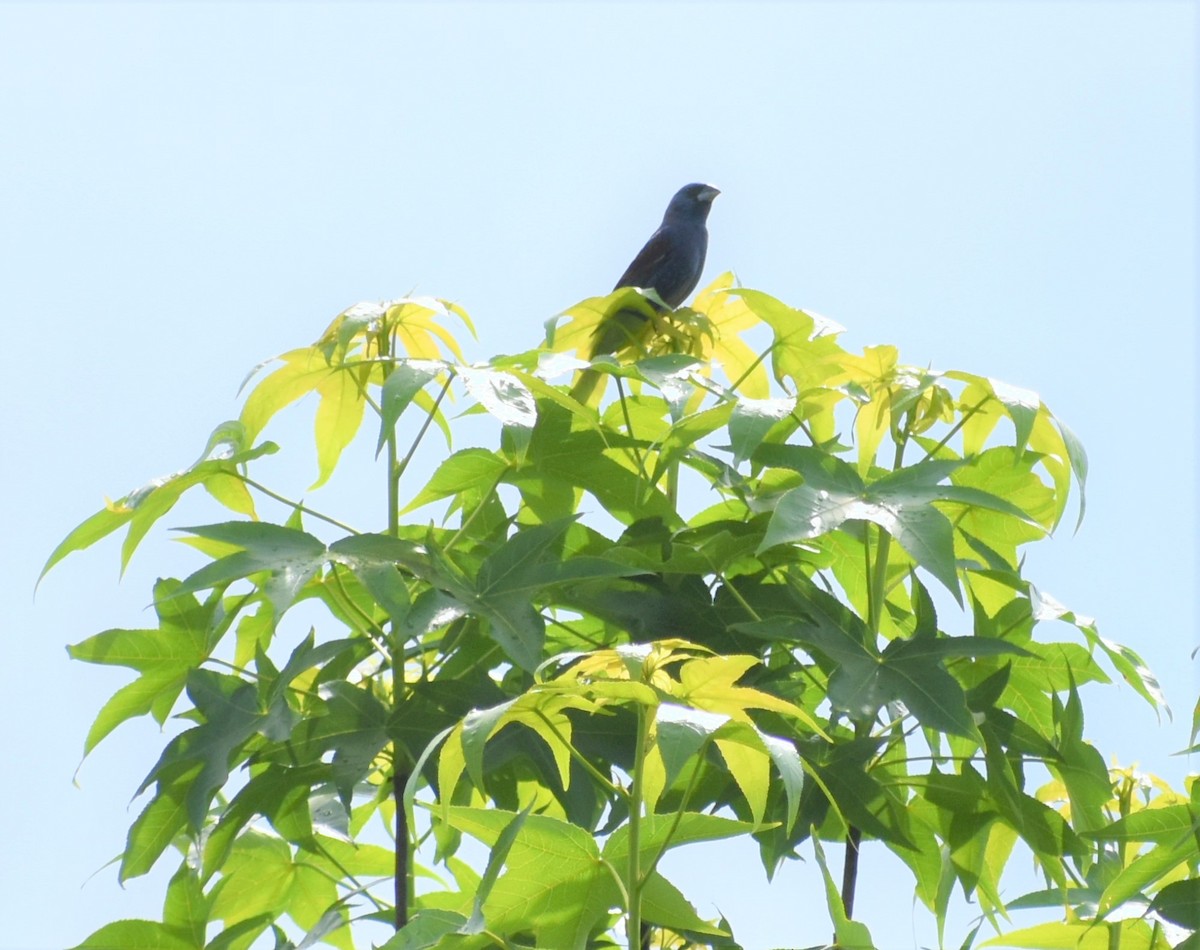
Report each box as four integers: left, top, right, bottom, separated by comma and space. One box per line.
46, 281, 1196, 950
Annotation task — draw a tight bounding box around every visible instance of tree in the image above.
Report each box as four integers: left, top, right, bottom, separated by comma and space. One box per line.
46, 277, 1198, 950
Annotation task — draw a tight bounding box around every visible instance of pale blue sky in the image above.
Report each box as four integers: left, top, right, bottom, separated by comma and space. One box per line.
1, 4, 1195, 950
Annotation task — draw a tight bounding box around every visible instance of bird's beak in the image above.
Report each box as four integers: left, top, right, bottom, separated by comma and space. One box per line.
701, 185, 721, 202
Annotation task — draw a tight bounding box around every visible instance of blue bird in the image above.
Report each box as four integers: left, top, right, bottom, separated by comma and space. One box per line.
589, 182, 721, 358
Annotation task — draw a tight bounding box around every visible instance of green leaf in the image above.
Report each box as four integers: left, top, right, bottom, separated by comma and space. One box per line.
163, 864, 208, 946
952, 447, 1057, 545
469, 520, 626, 670
655, 703, 727, 792
758, 455, 969, 604
1031, 587, 1166, 712
1085, 804, 1199, 844
328, 532, 439, 578
439, 806, 613, 948
377, 360, 444, 457
442, 691, 586, 799
812, 834, 876, 949
68, 580, 218, 755
990, 780, 1082, 865
40, 432, 276, 580
463, 806, 531, 934
1149, 878, 1200, 929
744, 593, 1021, 738
137, 671, 270, 831
755, 442, 865, 493
347, 557, 411, 628
41, 505, 133, 583
988, 377, 1040, 453
67, 919, 198, 950
1001, 641, 1110, 737
1099, 839, 1200, 921
1170, 934, 1200, 950
635, 354, 708, 418
294, 906, 349, 949
403, 448, 510, 513
877, 630, 1027, 738
563, 575, 726, 645
728, 396, 797, 465
803, 737, 914, 848
1056, 415, 1089, 531
979, 919, 1163, 949
517, 397, 676, 525
640, 871, 729, 936
209, 830, 296, 927
121, 764, 200, 881
203, 914, 273, 950
376, 911, 470, 950
730, 288, 846, 395
603, 813, 753, 930
760, 732, 806, 834
1049, 683, 1113, 835
203, 765, 325, 876
604, 810, 763, 858
173, 521, 327, 620
294, 681, 389, 811
459, 365, 537, 428
655, 403, 738, 476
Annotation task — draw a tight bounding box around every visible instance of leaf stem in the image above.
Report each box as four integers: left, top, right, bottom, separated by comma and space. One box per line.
379, 319, 413, 932
627, 703, 650, 950
866, 524, 892, 636
240, 476, 360, 535
847, 435, 910, 922
300, 842, 390, 914
443, 471, 507, 555
326, 565, 391, 659
614, 377, 651, 487
394, 374, 453, 495
393, 768, 410, 929
866, 436, 908, 634
720, 575, 763, 624
533, 709, 624, 798
728, 342, 773, 394
641, 747, 707, 882
917, 392, 993, 464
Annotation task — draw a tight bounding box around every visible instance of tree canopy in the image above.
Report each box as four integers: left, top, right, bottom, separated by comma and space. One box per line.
48, 278, 1198, 950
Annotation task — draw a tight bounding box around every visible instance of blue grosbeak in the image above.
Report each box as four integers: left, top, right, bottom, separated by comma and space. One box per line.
572, 183, 720, 402
589, 182, 721, 357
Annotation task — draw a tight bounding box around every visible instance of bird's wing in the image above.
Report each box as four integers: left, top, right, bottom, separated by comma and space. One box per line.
614, 226, 676, 291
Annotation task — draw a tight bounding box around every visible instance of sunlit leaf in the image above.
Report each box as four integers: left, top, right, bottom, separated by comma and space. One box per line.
812, 834, 876, 949
41, 433, 275, 580
172, 521, 327, 620
377, 360, 445, 457
1150, 878, 1200, 929
458, 365, 537, 429
403, 448, 510, 514
979, 919, 1166, 949
68, 580, 218, 755
67, 920, 197, 950
728, 396, 796, 465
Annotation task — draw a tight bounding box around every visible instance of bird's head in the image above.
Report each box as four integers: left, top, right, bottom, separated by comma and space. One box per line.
664, 182, 720, 222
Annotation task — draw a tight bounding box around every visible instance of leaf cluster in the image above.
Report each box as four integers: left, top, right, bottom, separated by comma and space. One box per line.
48, 282, 1193, 950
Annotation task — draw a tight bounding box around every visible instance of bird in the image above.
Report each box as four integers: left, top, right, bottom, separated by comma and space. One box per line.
572, 183, 720, 403
589, 182, 721, 358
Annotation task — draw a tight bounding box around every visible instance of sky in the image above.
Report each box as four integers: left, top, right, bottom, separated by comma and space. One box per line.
0, 3, 1195, 949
